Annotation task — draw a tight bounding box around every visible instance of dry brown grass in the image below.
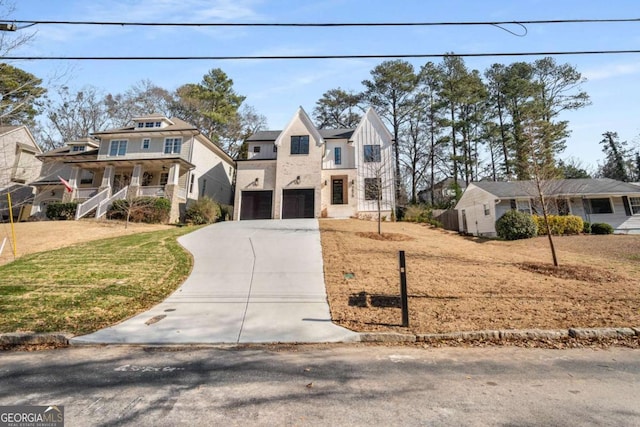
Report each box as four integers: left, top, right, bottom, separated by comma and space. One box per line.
320, 219, 640, 334
0, 220, 172, 265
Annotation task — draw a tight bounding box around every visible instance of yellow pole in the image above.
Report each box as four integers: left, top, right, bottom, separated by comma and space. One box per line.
7, 193, 17, 257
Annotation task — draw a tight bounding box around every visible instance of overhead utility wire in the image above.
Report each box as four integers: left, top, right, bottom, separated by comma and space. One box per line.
4, 50, 640, 61
3, 17, 640, 27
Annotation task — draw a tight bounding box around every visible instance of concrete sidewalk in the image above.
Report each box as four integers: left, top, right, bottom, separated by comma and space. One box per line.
72, 219, 359, 344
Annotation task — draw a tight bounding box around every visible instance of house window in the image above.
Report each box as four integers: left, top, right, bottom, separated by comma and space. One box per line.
364, 177, 381, 201
142, 138, 150, 150
190, 174, 195, 193
253, 146, 261, 153
80, 170, 94, 185
71, 145, 85, 152
145, 122, 154, 128
483, 204, 490, 216
137, 123, 144, 128
589, 198, 613, 214
334, 147, 342, 165
164, 138, 182, 154
155, 121, 162, 127
201, 179, 207, 197
332, 179, 345, 205
273, 145, 278, 153
557, 198, 570, 215
159, 173, 169, 186
629, 197, 640, 215
109, 140, 127, 156
290, 135, 309, 155
516, 199, 531, 214
363, 145, 381, 162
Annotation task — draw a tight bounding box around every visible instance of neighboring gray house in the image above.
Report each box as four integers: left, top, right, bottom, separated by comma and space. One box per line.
233, 107, 395, 220
455, 178, 640, 236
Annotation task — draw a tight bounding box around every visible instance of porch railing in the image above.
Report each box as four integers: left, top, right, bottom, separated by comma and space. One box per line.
176, 188, 187, 200
75, 187, 109, 220
76, 187, 99, 199
138, 186, 165, 197
95, 186, 128, 219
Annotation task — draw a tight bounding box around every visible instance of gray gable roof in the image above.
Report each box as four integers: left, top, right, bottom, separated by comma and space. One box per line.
247, 128, 354, 142
474, 178, 640, 198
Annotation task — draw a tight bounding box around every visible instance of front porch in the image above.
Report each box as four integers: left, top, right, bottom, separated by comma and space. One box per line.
63, 157, 194, 222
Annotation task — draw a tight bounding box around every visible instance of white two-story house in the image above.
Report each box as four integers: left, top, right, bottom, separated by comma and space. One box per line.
31, 115, 235, 222
234, 107, 395, 220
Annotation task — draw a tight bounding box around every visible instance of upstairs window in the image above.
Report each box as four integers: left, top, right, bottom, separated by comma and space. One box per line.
145, 122, 154, 128
290, 135, 309, 155
142, 138, 150, 150
71, 145, 86, 152
109, 140, 127, 156
137, 123, 144, 128
334, 147, 342, 165
164, 138, 182, 154
155, 121, 162, 127
363, 145, 381, 162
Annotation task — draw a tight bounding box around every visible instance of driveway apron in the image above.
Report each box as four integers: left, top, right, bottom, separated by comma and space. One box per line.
72, 219, 358, 344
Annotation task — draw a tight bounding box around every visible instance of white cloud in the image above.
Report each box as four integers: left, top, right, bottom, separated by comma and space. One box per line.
583, 62, 640, 81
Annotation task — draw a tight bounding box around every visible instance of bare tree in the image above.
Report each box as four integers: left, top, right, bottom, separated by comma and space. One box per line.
360, 143, 395, 234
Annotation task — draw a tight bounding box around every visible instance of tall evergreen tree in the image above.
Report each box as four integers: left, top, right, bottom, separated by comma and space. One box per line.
313, 88, 362, 129
599, 131, 630, 181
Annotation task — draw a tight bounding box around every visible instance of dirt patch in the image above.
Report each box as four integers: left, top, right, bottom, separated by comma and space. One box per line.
517, 262, 624, 283
0, 220, 172, 265
355, 232, 413, 241
320, 219, 640, 335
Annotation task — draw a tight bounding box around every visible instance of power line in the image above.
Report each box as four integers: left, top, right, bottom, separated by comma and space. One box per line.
3, 17, 640, 27
3, 50, 640, 61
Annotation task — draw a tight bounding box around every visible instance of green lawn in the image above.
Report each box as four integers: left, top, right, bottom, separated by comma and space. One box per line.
0, 226, 197, 335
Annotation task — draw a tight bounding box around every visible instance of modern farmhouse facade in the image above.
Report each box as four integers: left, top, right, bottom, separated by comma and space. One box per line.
233, 107, 395, 220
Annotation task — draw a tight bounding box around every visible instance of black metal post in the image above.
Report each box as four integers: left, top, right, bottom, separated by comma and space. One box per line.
399, 250, 409, 327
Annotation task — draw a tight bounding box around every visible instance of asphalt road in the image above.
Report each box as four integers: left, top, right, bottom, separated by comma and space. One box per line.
1, 345, 639, 426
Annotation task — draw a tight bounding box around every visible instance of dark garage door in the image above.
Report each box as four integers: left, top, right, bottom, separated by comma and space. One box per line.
282, 189, 315, 219
240, 190, 273, 220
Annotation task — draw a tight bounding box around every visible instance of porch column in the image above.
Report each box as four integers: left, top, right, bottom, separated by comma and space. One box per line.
129, 164, 142, 198
100, 165, 115, 196
164, 162, 181, 223
62, 166, 80, 202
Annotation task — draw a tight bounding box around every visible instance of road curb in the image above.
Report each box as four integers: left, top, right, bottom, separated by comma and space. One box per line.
360, 327, 640, 344
0, 333, 71, 348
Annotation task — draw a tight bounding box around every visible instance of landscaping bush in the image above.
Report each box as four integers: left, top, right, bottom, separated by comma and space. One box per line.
583, 221, 591, 234
403, 204, 442, 227
184, 197, 221, 225
46, 202, 78, 220
590, 222, 614, 235
106, 197, 171, 224
495, 210, 538, 240
532, 214, 583, 236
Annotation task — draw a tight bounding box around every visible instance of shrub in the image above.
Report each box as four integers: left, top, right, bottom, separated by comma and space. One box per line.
106, 197, 171, 224
185, 197, 221, 225
532, 214, 583, 236
46, 202, 78, 220
591, 222, 614, 235
583, 221, 591, 234
495, 210, 538, 240
403, 204, 442, 227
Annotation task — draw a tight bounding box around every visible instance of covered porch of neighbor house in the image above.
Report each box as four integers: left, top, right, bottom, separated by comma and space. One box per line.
63, 157, 194, 222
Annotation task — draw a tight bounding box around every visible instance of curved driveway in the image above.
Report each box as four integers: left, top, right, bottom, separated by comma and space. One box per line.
73, 219, 358, 344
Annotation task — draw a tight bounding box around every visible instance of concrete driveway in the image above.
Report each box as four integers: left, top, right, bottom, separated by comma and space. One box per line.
72, 219, 359, 344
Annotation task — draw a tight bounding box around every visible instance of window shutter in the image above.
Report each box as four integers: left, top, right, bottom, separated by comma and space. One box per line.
510, 199, 516, 209
622, 196, 632, 216
582, 199, 591, 214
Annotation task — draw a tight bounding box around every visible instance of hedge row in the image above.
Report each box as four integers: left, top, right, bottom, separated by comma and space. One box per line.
532, 214, 583, 236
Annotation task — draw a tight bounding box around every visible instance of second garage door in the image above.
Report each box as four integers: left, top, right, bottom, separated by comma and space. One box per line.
282, 189, 315, 219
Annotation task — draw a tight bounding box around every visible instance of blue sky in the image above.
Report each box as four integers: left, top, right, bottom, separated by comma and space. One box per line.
6, 0, 640, 170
